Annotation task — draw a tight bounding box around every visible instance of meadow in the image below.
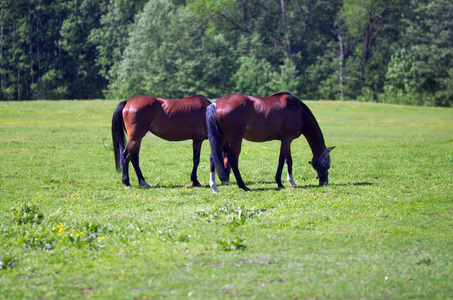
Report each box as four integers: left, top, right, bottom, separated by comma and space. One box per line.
0, 99, 451, 299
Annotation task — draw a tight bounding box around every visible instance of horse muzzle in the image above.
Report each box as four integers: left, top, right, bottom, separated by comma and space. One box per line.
219, 173, 230, 184
318, 173, 329, 186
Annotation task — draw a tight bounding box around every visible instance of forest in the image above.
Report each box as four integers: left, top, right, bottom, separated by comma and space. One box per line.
0, 0, 451, 106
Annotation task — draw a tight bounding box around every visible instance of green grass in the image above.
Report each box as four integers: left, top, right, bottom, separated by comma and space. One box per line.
0, 100, 452, 299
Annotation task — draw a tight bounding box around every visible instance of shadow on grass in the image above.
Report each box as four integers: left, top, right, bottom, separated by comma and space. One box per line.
125, 181, 373, 191
245, 181, 374, 192
297, 181, 374, 188
145, 184, 213, 189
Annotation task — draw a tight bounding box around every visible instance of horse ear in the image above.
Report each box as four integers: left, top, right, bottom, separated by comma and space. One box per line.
327, 146, 336, 153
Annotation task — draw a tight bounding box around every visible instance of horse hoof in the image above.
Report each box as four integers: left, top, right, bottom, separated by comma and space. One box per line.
288, 179, 297, 187
241, 187, 251, 192
125, 185, 132, 189
192, 182, 202, 187
139, 180, 151, 188
221, 181, 229, 186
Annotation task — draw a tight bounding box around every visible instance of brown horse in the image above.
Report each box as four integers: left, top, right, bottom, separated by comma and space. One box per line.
112, 94, 213, 188
206, 92, 334, 192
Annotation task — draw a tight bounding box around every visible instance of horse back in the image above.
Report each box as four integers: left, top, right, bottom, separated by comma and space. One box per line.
157, 94, 211, 115
122, 95, 210, 141
122, 95, 158, 129
216, 92, 303, 142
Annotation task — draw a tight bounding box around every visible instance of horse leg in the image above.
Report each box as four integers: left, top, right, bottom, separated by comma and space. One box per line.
191, 140, 202, 187
285, 143, 297, 187
275, 142, 287, 189
221, 142, 231, 185
124, 137, 150, 188
229, 139, 250, 191
209, 155, 219, 193
130, 149, 150, 188
121, 148, 132, 188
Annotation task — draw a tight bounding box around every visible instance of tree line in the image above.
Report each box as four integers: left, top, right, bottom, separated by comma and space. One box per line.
1, 0, 451, 106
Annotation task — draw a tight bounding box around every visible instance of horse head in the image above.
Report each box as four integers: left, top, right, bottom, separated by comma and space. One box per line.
310, 146, 335, 186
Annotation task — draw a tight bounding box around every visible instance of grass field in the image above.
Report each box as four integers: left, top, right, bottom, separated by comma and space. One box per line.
0, 99, 452, 299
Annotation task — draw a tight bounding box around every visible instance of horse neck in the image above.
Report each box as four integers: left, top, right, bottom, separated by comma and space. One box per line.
301, 110, 326, 159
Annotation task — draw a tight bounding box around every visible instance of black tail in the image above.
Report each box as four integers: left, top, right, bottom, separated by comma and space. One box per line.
206, 103, 229, 179
112, 100, 128, 172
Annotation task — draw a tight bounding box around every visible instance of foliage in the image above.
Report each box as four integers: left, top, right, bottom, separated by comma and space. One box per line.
270, 57, 300, 93
105, 0, 235, 99
11, 203, 44, 225
232, 54, 275, 96
398, 0, 453, 106
88, 0, 146, 80
216, 237, 246, 251
0, 252, 15, 270
383, 48, 423, 105
0, 0, 452, 105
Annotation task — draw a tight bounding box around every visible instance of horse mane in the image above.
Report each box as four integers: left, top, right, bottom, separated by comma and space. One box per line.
270, 91, 293, 97
270, 91, 317, 122
186, 94, 209, 100
280, 92, 326, 146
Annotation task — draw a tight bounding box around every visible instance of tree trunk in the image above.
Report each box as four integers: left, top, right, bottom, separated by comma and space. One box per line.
338, 32, 344, 100
295, 0, 313, 54
36, 7, 41, 80
13, 22, 21, 100
117, 19, 123, 62
360, 22, 371, 77
0, 2, 4, 91
360, 0, 396, 78
241, 0, 247, 28
29, 0, 34, 87
280, 0, 293, 63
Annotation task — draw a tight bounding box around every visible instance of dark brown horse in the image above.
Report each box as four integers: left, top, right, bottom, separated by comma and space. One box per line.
112, 94, 213, 188
207, 92, 334, 192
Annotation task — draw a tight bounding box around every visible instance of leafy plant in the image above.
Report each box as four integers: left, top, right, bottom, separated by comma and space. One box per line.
0, 252, 15, 270
11, 204, 44, 225
216, 237, 246, 251
67, 222, 106, 250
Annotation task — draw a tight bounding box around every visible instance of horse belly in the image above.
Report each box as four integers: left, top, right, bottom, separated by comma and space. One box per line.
150, 119, 207, 141
243, 119, 301, 142
243, 124, 280, 142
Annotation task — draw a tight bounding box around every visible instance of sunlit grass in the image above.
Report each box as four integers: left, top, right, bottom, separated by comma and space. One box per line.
0, 100, 451, 299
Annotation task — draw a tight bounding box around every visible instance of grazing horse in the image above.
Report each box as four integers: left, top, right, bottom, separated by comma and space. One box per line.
207, 92, 334, 192
112, 94, 212, 188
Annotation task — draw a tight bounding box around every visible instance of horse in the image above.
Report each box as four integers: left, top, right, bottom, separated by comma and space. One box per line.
206, 92, 335, 192
112, 94, 214, 188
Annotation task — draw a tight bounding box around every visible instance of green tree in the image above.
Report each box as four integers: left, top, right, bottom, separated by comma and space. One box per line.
336, 0, 404, 101
106, 0, 234, 99
1, 0, 108, 100
0, 0, 29, 100
58, 0, 106, 99
270, 57, 300, 93
405, 0, 452, 106
339, 0, 397, 77
0, 0, 449, 106
29, 0, 72, 100
232, 54, 275, 95
383, 48, 423, 105
89, 0, 146, 81
381, 0, 453, 106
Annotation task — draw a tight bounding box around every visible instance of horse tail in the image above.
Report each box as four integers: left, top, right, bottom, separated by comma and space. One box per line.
112, 100, 128, 172
206, 103, 229, 179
